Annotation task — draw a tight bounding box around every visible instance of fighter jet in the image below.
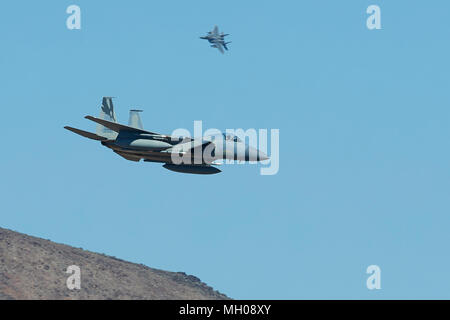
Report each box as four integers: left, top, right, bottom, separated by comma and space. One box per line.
200, 25, 231, 54
64, 97, 269, 175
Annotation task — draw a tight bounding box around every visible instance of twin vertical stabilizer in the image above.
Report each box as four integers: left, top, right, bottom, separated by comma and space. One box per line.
66, 97, 152, 141
97, 97, 118, 139
128, 109, 144, 129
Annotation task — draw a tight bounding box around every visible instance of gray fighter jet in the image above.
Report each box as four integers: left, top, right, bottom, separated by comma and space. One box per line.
64, 97, 268, 174
200, 25, 231, 54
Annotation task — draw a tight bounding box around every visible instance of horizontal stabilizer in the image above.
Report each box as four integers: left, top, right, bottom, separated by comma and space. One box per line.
85, 116, 158, 135
64, 126, 108, 141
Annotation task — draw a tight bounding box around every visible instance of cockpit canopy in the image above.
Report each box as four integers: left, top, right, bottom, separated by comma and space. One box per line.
222, 133, 242, 142
203, 132, 243, 143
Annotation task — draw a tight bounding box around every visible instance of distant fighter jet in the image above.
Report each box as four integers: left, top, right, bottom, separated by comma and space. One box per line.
64, 97, 269, 175
200, 25, 231, 54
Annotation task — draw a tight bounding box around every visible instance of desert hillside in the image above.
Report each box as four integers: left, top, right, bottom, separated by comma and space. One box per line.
0, 227, 228, 300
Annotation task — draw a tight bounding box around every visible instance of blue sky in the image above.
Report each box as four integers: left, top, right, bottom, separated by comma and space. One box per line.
1, 0, 449, 299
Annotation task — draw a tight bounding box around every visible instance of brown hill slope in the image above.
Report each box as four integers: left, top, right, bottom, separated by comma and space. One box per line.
0, 227, 228, 300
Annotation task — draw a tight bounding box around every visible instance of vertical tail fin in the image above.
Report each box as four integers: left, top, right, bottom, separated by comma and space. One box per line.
96, 97, 118, 139
128, 109, 144, 129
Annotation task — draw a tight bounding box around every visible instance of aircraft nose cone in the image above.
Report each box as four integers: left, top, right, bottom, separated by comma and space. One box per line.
257, 151, 270, 161
246, 147, 270, 161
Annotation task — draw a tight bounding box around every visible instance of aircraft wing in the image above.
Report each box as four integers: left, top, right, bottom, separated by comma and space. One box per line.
85, 116, 159, 135
215, 42, 225, 54
163, 139, 213, 154
113, 150, 141, 162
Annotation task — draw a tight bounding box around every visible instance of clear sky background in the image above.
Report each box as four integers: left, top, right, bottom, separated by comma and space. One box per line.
1, 0, 449, 299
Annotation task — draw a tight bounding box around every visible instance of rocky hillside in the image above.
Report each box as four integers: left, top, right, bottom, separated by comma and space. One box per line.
0, 227, 228, 300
